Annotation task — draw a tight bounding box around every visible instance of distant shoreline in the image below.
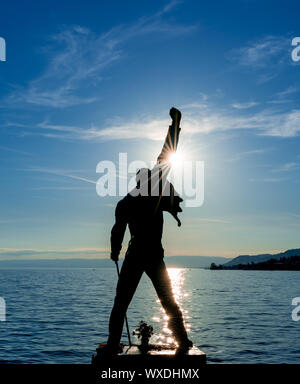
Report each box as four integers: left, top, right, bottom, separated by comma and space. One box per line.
0, 256, 230, 270
211, 255, 300, 271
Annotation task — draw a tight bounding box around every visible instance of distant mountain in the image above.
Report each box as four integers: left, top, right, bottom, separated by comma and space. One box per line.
222, 249, 300, 268
0, 256, 231, 269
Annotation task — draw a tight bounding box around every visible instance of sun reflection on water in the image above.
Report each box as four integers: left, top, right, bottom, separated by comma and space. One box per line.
151, 268, 189, 346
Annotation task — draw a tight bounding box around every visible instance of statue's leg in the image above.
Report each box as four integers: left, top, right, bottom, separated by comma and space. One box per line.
107, 255, 143, 348
145, 258, 190, 345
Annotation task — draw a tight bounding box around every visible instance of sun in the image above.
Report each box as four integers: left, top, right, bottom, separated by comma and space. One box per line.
169, 151, 184, 167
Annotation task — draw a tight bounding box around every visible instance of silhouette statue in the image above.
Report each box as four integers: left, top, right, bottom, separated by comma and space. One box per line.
105, 108, 193, 355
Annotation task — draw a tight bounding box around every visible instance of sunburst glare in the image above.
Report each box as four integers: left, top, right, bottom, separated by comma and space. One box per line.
169, 151, 184, 168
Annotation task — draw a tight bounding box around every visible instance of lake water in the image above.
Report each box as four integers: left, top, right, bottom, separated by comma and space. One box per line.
0, 267, 299, 363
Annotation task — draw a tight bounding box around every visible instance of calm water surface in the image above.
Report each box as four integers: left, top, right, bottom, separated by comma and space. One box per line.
0, 267, 299, 363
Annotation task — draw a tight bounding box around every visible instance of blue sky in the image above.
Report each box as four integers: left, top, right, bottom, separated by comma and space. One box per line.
0, 0, 300, 260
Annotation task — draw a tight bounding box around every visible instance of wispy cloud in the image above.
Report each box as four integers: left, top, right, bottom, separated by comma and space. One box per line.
156, 0, 182, 16
189, 217, 230, 224
231, 35, 289, 68
9, 2, 195, 108
26, 166, 97, 184
0, 145, 33, 156
228, 35, 291, 83
25, 102, 300, 140
268, 86, 298, 104
276, 86, 298, 98
249, 177, 289, 183
272, 162, 299, 173
260, 109, 300, 137
226, 148, 268, 163
37, 118, 170, 141
10, 83, 300, 141
29, 186, 91, 191
232, 101, 259, 109
249, 161, 299, 183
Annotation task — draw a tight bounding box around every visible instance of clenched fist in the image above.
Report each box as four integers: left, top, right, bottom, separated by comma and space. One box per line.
169, 107, 181, 122
110, 252, 119, 262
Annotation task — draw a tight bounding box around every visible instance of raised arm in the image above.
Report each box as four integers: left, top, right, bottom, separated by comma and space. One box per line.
151, 107, 182, 191
157, 107, 181, 164
150, 108, 183, 226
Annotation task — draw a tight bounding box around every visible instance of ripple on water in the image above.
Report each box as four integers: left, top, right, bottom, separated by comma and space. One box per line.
0, 268, 299, 363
